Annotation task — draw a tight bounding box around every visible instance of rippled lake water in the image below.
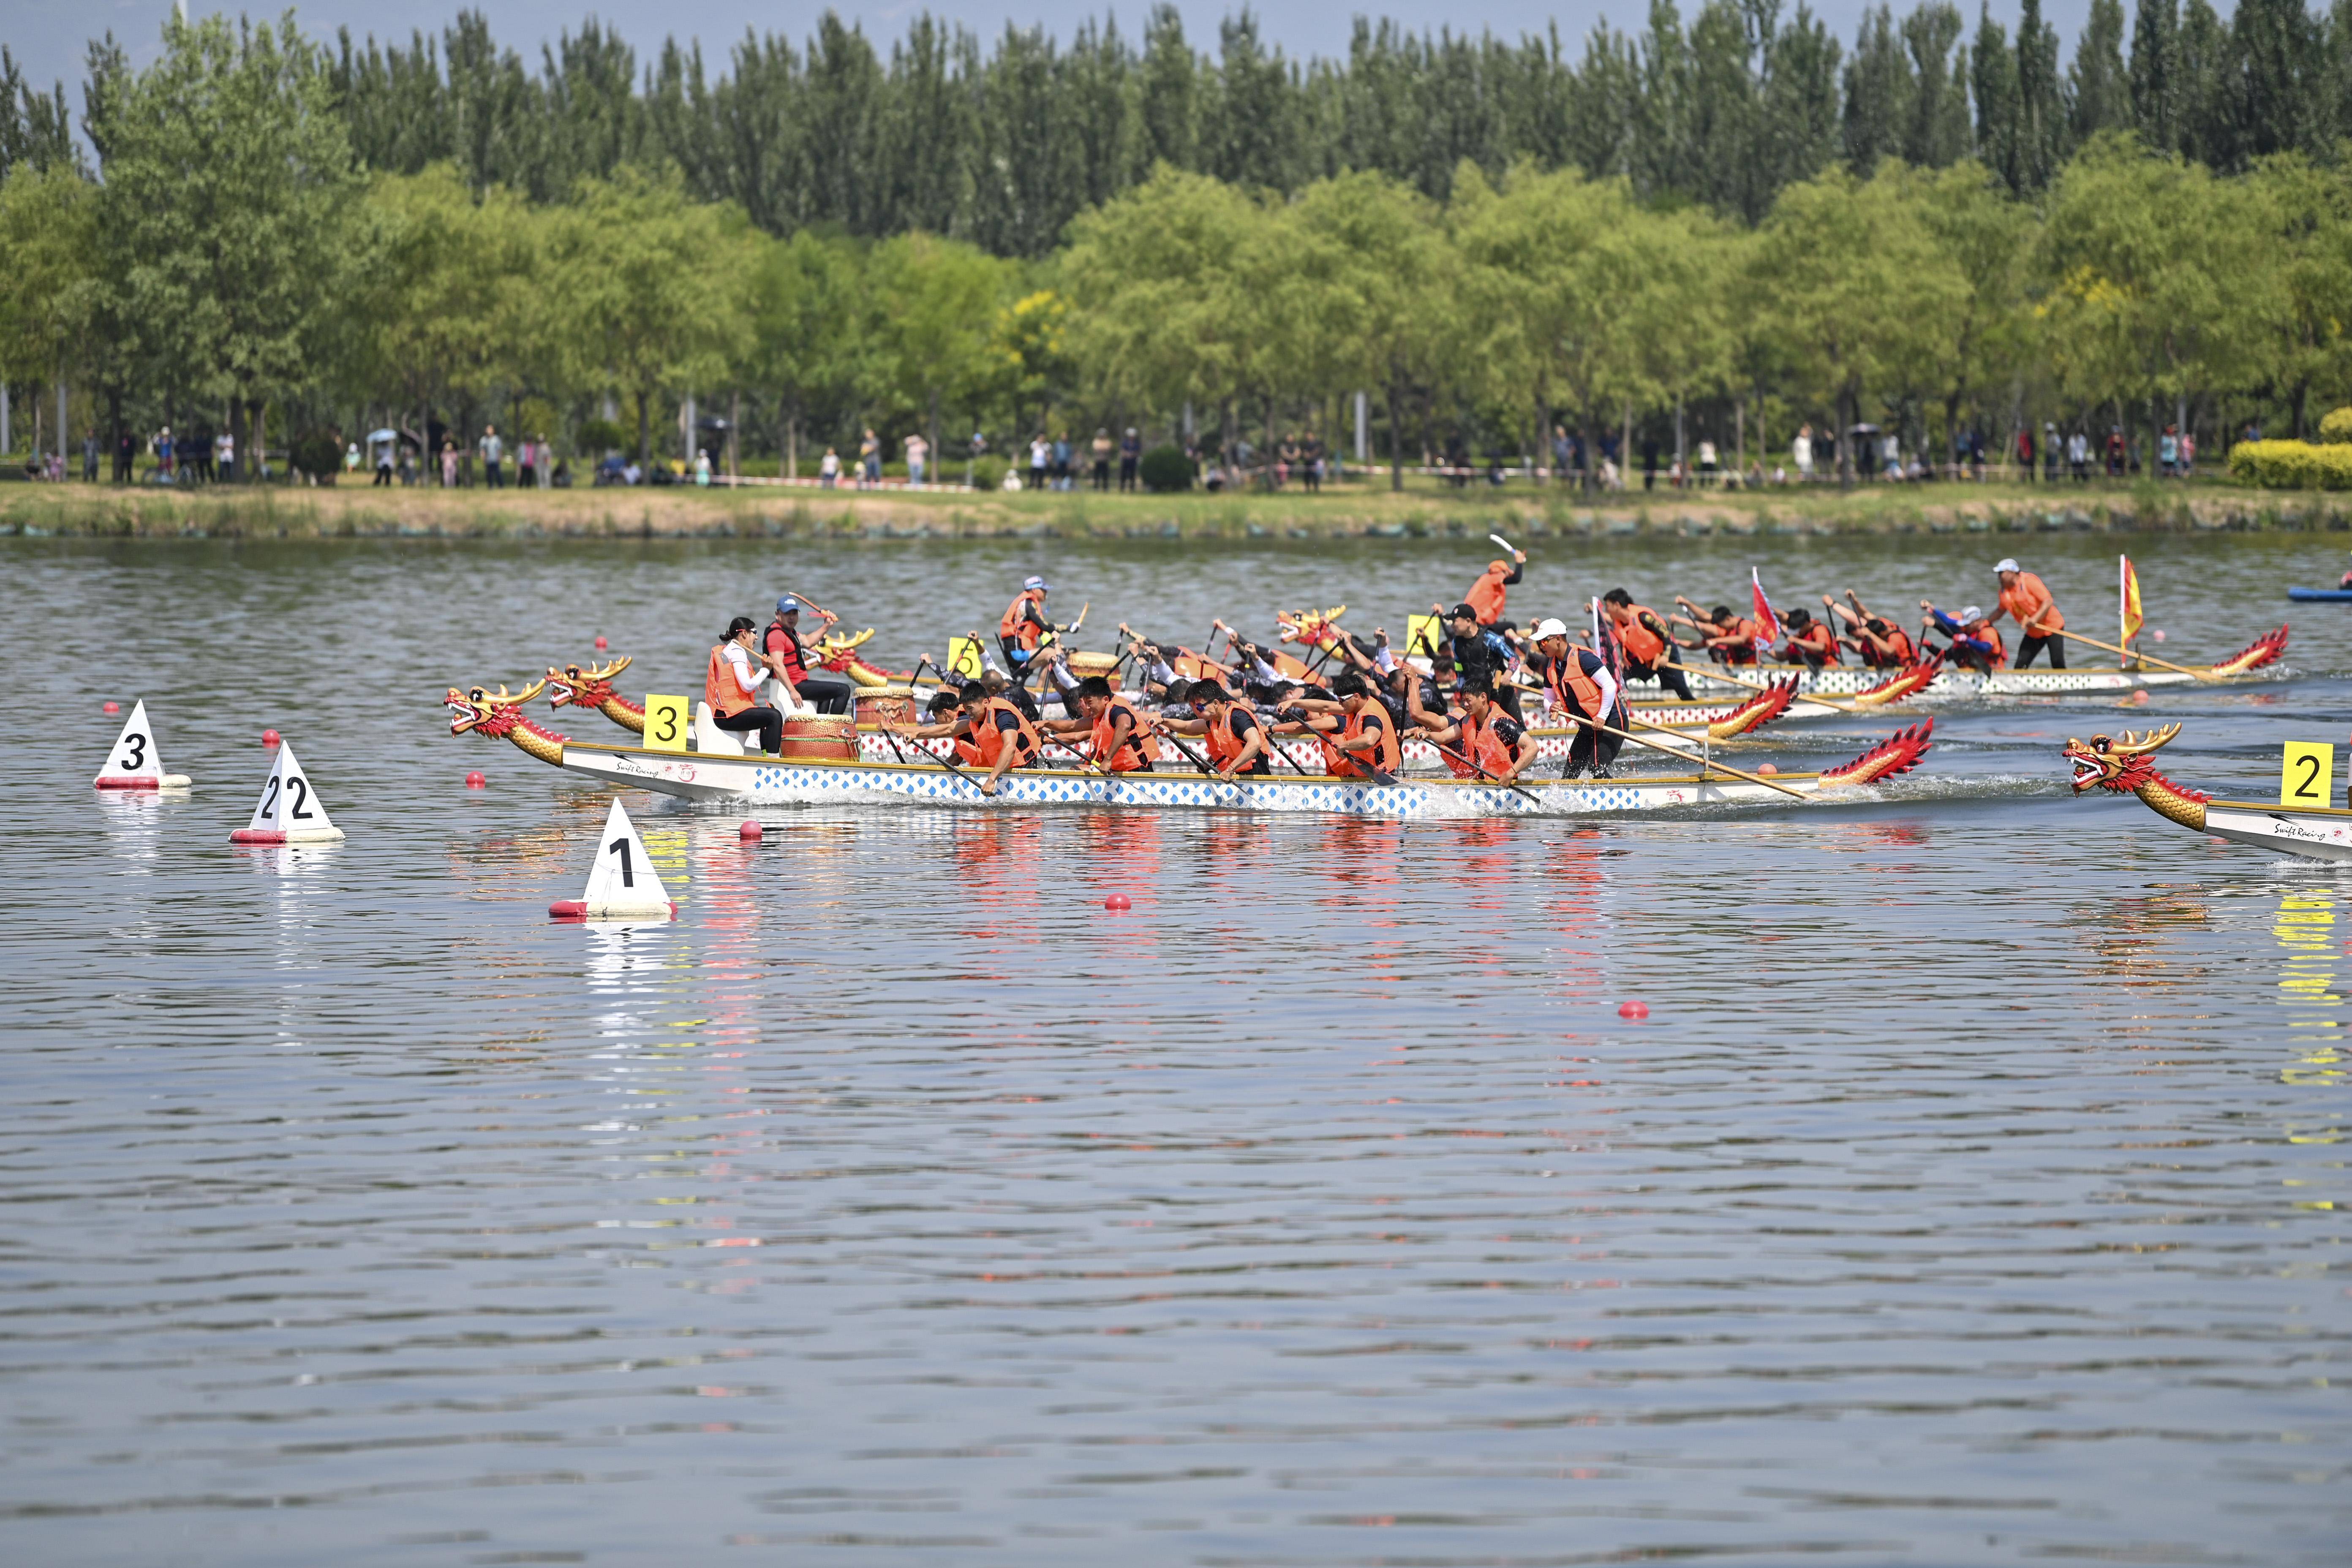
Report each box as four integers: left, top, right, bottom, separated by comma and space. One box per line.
3, 530, 2347, 1565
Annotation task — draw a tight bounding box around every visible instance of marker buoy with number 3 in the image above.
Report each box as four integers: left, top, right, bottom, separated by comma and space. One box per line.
230, 741, 346, 843
93, 700, 191, 791
550, 798, 675, 921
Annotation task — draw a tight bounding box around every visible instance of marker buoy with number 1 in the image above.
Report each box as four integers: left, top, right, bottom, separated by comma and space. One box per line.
550, 798, 675, 921
230, 741, 346, 844
93, 700, 192, 791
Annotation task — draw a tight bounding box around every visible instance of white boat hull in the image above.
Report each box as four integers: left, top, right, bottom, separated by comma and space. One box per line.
558, 741, 1856, 817
1688, 664, 2248, 697
2200, 802, 2352, 862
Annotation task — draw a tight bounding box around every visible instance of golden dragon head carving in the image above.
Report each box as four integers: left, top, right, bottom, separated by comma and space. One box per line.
2065, 724, 2183, 794
446, 678, 550, 737
544, 656, 634, 709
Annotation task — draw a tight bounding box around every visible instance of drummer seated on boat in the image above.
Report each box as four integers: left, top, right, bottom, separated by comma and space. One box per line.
954, 681, 1043, 795
1990, 557, 2066, 669
763, 595, 856, 715
1423, 676, 1538, 782
1602, 589, 1693, 700
1822, 591, 1916, 667
706, 616, 785, 756
1778, 607, 1842, 670
1920, 600, 2006, 672
1040, 676, 1160, 772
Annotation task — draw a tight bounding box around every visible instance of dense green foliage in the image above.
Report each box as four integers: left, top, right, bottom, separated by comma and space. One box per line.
1140, 445, 1194, 493
2229, 438, 2352, 485
5, 6, 2352, 487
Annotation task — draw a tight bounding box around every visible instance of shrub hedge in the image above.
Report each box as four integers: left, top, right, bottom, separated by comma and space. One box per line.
1139, 444, 1193, 493
2229, 438, 2352, 489
2319, 406, 2352, 444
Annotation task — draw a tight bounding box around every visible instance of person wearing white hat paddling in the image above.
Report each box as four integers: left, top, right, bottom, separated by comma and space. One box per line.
1988, 557, 2067, 668
1918, 598, 2006, 672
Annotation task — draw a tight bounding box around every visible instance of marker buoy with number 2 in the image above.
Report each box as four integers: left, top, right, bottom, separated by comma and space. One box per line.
93, 701, 192, 791
551, 798, 675, 921
230, 741, 346, 844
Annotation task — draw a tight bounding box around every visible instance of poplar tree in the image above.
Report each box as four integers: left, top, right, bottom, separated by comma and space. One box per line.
2070, 0, 2134, 145
2129, 0, 2180, 152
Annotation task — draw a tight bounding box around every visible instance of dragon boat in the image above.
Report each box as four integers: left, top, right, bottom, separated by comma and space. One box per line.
1688, 626, 2289, 698
450, 679, 1936, 819
2066, 724, 2352, 861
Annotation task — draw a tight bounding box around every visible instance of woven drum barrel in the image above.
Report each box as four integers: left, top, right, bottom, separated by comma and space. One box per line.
779, 714, 858, 760
1064, 651, 1120, 679
855, 691, 913, 726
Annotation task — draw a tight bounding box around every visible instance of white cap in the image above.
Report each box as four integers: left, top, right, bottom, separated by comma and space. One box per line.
1531, 617, 1570, 640
1959, 604, 1983, 623
1993, 558, 2019, 574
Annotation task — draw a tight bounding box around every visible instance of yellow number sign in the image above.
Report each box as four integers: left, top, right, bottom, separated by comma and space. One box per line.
1405, 614, 1444, 660
644, 694, 689, 754
947, 634, 985, 679
2281, 740, 2334, 808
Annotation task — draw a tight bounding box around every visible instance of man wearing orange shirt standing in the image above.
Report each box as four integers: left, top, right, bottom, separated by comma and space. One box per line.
1990, 557, 2066, 669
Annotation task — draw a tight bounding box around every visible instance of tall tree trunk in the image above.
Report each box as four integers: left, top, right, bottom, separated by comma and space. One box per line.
728, 389, 740, 480
1386, 382, 1405, 493
107, 387, 122, 485
1837, 385, 1856, 489
928, 386, 941, 490
637, 388, 652, 468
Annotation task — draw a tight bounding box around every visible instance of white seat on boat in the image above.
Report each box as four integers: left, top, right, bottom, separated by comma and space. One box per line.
693, 701, 746, 756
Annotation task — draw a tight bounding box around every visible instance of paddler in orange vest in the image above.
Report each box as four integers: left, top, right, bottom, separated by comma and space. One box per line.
1777, 607, 1842, 670
1293, 672, 1401, 781
1038, 675, 1160, 772
953, 681, 1042, 795
996, 575, 1054, 682
1670, 597, 1764, 664
1527, 616, 1625, 779
705, 615, 785, 755
1462, 546, 1527, 629
1919, 599, 2006, 672
1990, 556, 2067, 669
1820, 591, 1917, 666
1169, 679, 1273, 779
1601, 588, 1692, 699
1421, 676, 1538, 783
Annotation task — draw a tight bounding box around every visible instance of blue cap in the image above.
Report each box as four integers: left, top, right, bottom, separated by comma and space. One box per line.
1023, 576, 1048, 592
776, 595, 800, 615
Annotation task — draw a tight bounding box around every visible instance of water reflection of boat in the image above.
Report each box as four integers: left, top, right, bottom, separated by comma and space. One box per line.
450, 680, 1936, 819
2066, 724, 2352, 861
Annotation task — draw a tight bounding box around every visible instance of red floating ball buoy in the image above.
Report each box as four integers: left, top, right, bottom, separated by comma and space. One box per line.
739, 820, 762, 841
1618, 1000, 1650, 1021
1104, 893, 1132, 912
2152, 629, 2166, 642
261, 728, 281, 747
465, 771, 487, 789
594, 636, 608, 650
1756, 763, 1778, 775
102, 701, 120, 714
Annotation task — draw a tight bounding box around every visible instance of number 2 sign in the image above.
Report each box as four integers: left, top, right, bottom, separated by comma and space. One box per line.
2281, 741, 2335, 810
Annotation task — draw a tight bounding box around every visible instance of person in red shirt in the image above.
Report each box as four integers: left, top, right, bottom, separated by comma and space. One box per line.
762, 595, 857, 714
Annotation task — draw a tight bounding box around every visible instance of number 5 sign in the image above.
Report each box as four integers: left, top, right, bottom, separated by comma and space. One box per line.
644, 694, 689, 754
2280, 741, 2335, 809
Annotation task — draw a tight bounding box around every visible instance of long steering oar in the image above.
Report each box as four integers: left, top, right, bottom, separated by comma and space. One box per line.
1677, 659, 1866, 715
2023, 622, 2225, 682
1557, 709, 1810, 802
1425, 735, 1546, 808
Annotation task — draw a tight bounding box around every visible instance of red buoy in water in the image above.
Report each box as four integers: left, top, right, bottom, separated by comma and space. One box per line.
102, 701, 120, 714
1618, 1000, 1650, 1021
1104, 893, 1132, 912
1756, 763, 1778, 775
594, 635, 608, 650
465, 771, 487, 788
739, 820, 762, 841
261, 728, 281, 747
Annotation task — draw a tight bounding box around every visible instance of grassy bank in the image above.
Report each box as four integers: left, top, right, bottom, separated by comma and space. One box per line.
5, 474, 2349, 541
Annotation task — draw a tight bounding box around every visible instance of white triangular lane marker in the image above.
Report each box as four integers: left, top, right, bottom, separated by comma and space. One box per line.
553, 798, 673, 920
230, 741, 345, 843
94, 700, 189, 790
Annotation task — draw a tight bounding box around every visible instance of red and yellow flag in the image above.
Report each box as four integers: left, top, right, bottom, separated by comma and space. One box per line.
2119, 554, 2144, 644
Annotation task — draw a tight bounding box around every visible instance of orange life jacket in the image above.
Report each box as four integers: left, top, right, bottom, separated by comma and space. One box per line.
1711, 616, 1761, 664
1546, 651, 1607, 720
1980, 624, 2008, 667
1203, 704, 1267, 773
1786, 622, 1840, 663
1999, 572, 2063, 634
998, 589, 1048, 652
1466, 564, 1512, 625
1090, 695, 1159, 772
1615, 605, 1667, 665
1459, 706, 1517, 777
1433, 707, 1480, 777
964, 696, 1041, 770
1879, 624, 1916, 664
1326, 702, 1400, 778
705, 644, 754, 718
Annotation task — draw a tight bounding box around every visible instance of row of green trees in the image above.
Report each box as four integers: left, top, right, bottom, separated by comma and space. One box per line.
2, 12, 2349, 487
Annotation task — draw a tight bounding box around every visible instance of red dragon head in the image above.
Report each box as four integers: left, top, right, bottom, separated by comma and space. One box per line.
446, 678, 550, 737
1277, 605, 1349, 649
544, 655, 632, 710
2065, 724, 2183, 794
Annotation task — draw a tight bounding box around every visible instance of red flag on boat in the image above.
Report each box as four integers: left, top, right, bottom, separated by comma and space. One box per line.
2119, 554, 2143, 645
1750, 568, 1781, 653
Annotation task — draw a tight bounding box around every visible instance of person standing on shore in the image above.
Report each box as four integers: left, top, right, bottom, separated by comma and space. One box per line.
441, 440, 457, 487
905, 432, 928, 487
1119, 428, 1140, 491
480, 425, 504, 487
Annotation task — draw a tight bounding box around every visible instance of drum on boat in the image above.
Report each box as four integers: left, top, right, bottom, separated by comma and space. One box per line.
779, 714, 858, 760
855, 691, 914, 725
1064, 651, 1120, 679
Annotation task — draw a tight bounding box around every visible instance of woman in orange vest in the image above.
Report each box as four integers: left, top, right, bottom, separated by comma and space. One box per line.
1462, 547, 1527, 628
1602, 588, 1693, 698
1040, 675, 1161, 772
953, 682, 1042, 795
1778, 607, 1842, 670
997, 576, 1054, 677
1990, 557, 2066, 668
705, 616, 784, 754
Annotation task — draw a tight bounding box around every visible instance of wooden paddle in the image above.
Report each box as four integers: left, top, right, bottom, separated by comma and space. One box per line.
2023, 623, 2222, 681
1423, 733, 1546, 807
1157, 726, 1253, 799
1554, 708, 1810, 801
